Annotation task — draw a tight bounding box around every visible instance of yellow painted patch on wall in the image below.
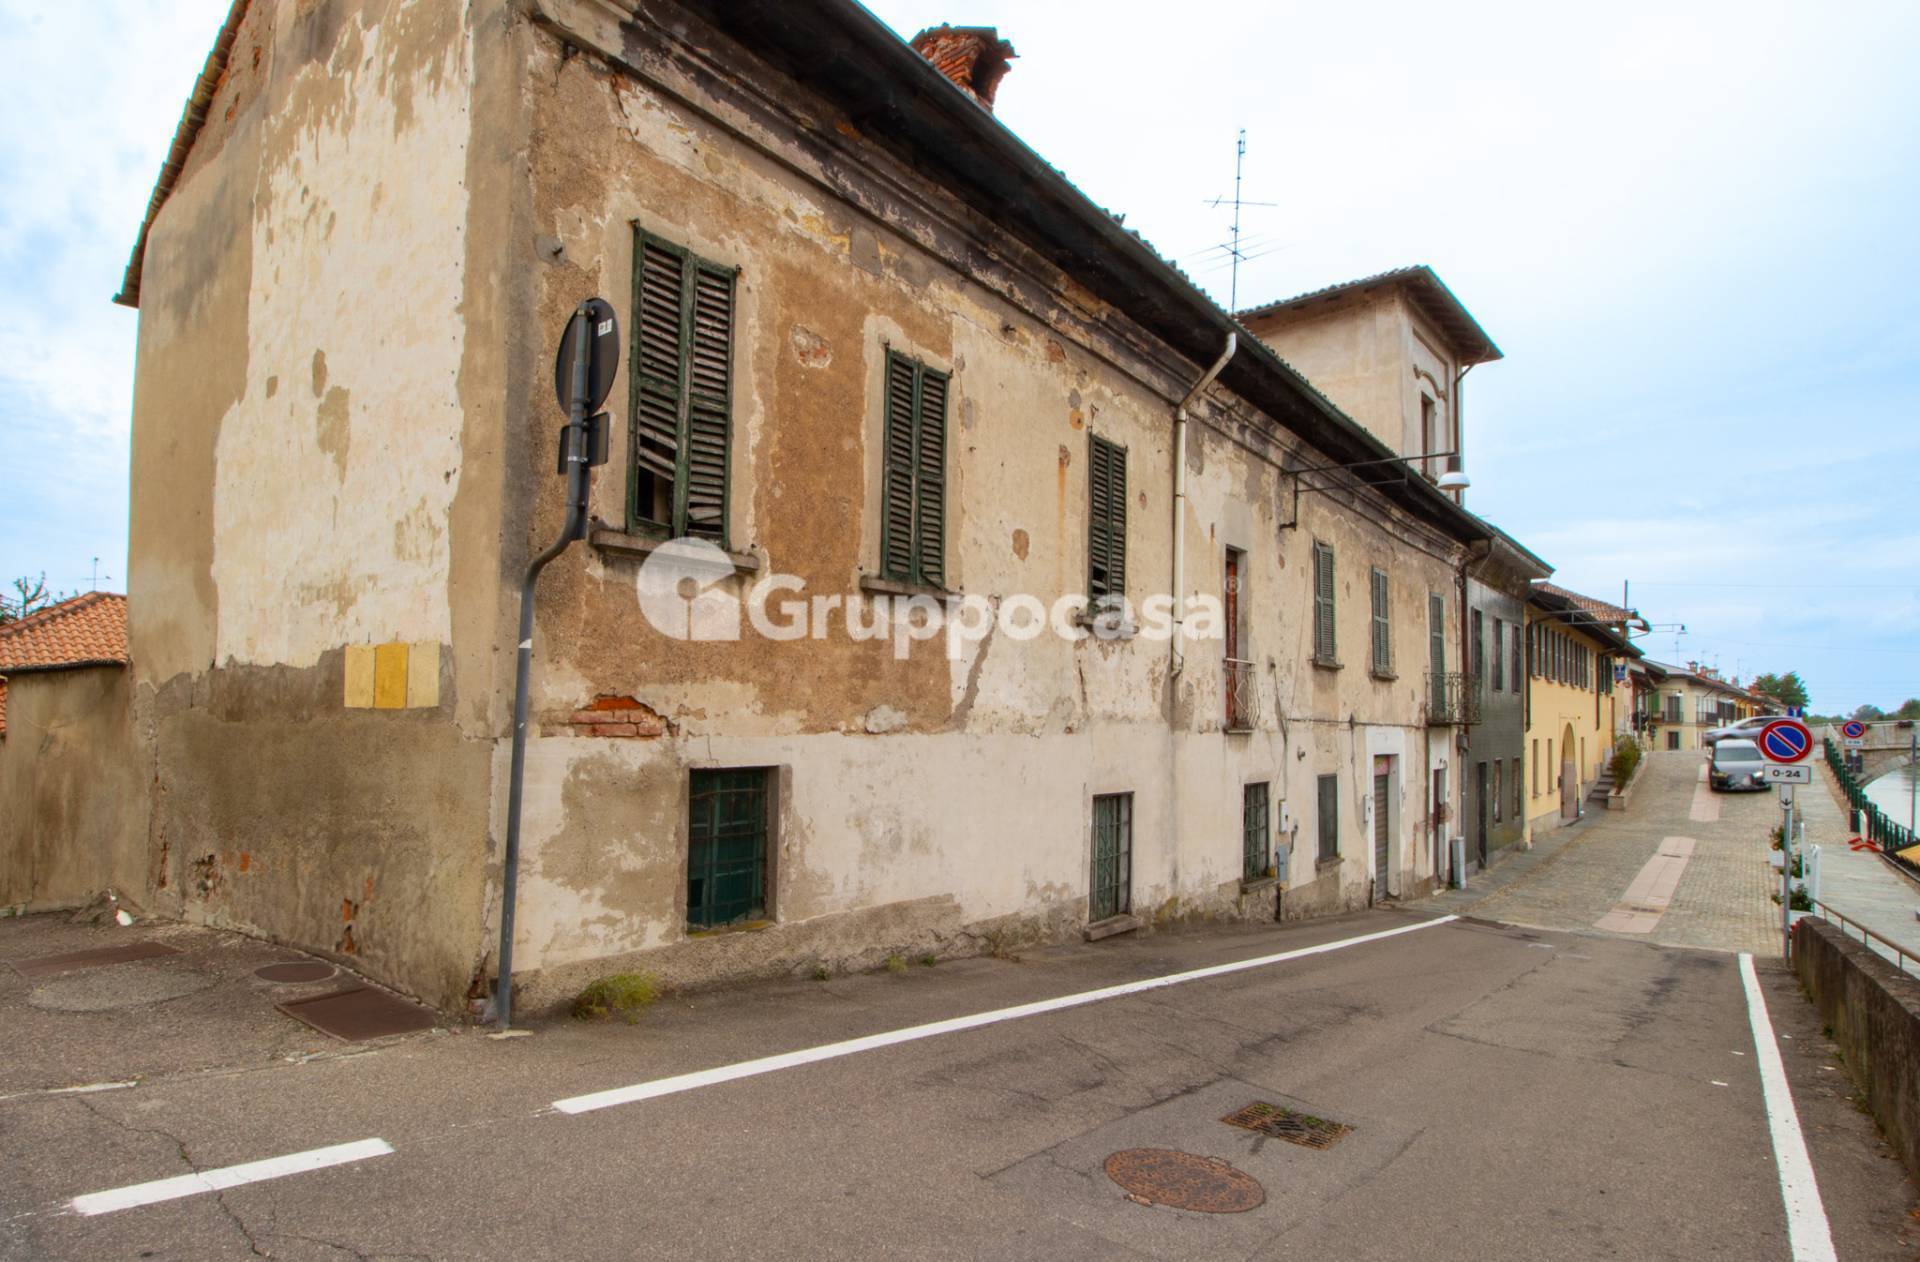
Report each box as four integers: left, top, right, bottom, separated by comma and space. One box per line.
372, 643, 409, 710
406, 641, 440, 708
343, 645, 376, 708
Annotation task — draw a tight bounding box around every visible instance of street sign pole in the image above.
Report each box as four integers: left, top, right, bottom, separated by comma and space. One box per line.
1781, 789, 1794, 959
1757, 717, 1814, 960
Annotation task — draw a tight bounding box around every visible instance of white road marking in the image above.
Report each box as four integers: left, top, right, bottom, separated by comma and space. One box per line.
554, 915, 1458, 1115
70, 1139, 394, 1217
1738, 953, 1837, 1262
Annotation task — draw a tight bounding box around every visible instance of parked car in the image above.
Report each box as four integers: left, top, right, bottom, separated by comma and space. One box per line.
1709, 739, 1769, 792
1704, 715, 1777, 746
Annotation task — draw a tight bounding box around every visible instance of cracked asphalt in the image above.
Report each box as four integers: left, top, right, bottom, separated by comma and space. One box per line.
2, 903, 1915, 1260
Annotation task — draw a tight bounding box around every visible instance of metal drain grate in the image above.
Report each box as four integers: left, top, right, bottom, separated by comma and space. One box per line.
1221, 1102, 1353, 1150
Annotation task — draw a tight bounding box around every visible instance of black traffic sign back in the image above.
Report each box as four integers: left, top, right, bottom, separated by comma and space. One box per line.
553, 297, 620, 415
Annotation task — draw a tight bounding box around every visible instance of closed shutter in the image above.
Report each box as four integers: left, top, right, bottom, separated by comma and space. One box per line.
1370, 568, 1390, 672
881, 352, 950, 586
630, 236, 686, 526
1313, 543, 1336, 663
1088, 435, 1127, 599
1317, 773, 1339, 861
683, 262, 735, 540
629, 229, 735, 545
1492, 619, 1504, 691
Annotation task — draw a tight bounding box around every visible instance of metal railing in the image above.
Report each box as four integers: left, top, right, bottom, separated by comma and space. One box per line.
1824, 736, 1920, 881
1811, 899, 1920, 979
1224, 657, 1255, 731
1425, 671, 1481, 726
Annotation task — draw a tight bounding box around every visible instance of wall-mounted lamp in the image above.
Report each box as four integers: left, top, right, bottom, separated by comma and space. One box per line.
1281, 449, 1465, 529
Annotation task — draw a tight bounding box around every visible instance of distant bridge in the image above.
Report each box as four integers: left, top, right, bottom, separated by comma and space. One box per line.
1826, 721, 1918, 784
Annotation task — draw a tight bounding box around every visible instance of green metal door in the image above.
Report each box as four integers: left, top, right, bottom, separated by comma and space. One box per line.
687, 768, 769, 928
1090, 793, 1132, 922
1372, 771, 1390, 902
1242, 783, 1269, 881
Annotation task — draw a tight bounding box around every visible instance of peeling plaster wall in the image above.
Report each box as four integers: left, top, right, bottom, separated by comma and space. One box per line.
498, 13, 1468, 999
0, 670, 147, 913
124, 0, 515, 1007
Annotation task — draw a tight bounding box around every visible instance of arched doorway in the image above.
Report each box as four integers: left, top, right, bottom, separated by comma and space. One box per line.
1560, 722, 1579, 821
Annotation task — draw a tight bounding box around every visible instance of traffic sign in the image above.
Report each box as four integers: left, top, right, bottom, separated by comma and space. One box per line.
1759, 719, 1814, 764
1842, 720, 1868, 741
1765, 764, 1811, 785
1787, 706, 1805, 718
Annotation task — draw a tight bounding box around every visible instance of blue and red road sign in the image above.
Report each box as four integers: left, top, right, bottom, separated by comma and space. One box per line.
1759, 718, 1814, 763
1842, 720, 1868, 740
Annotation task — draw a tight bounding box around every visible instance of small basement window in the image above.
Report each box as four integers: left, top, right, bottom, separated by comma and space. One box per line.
687, 767, 773, 929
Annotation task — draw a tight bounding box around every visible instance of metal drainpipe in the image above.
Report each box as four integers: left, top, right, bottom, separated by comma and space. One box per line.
1171, 332, 1237, 676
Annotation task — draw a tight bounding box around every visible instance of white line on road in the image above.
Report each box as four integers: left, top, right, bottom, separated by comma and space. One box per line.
554, 915, 1458, 1115
1738, 953, 1837, 1262
70, 1138, 394, 1217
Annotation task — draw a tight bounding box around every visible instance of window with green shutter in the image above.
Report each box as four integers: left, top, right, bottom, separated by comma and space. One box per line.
1243, 782, 1270, 881
687, 767, 770, 929
1428, 592, 1446, 709
1316, 773, 1339, 862
1312, 542, 1337, 665
1369, 568, 1391, 674
881, 350, 949, 587
1088, 434, 1127, 602
1492, 619, 1505, 692
628, 228, 737, 546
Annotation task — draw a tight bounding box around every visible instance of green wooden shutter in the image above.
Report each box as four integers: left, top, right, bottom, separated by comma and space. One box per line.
1317, 772, 1339, 861
915, 366, 948, 587
630, 235, 687, 529
683, 261, 735, 543
881, 353, 917, 581
1370, 568, 1390, 672
630, 229, 733, 544
1313, 543, 1336, 663
1088, 435, 1127, 600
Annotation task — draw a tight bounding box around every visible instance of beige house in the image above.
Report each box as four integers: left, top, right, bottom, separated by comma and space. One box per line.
87, 0, 1495, 1011
1644, 663, 1765, 751
1523, 584, 1637, 835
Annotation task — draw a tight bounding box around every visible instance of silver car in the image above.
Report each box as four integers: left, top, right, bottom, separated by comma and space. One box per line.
1709, 739, 1768, 791
1704, 715, 1776, 746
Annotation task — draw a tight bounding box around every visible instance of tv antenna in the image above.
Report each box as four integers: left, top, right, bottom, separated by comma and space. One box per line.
1203, 128, 1279, 313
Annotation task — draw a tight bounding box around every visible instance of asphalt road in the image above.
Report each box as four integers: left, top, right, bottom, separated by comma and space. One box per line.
2, 909, 1913, 1260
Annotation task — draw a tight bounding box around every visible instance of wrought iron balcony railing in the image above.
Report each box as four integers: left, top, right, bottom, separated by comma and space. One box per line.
1426, 671, 1482, 726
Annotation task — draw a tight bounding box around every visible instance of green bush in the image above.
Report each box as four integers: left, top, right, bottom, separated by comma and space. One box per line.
1609, 740, 1642, 790
572, 972, 660, 1022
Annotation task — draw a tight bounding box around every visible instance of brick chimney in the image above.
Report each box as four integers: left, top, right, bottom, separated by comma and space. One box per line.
910, 25, 1017, 112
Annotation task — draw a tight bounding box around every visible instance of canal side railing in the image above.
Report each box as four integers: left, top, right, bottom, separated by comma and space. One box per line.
1811, 898, 1920, 979
1824, 735, 1920, 881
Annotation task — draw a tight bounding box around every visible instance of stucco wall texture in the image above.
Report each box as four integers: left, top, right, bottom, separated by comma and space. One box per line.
107, 0, 1475, 1010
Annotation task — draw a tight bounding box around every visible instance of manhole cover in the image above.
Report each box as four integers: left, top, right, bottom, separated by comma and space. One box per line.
277, 987, 436, 1041
8, 941, 180, 979
1221, 1102, 1353, 1150
1103, 1148, 1264, 1213
255, 961, 335, 984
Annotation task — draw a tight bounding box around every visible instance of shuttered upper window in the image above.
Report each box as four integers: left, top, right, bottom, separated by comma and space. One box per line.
629, 228, 736, 546
1369, 568, 1391, 674
1312, 542, 1337, 666
881, 351, 949, 587
1088, 434, 1127, 601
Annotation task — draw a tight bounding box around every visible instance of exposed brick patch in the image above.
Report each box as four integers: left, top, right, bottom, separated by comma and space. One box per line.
565, 695, 668, 739
909, 26, 1016, 111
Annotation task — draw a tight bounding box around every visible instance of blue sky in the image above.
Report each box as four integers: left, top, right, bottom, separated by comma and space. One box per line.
3, 0, 1916, 713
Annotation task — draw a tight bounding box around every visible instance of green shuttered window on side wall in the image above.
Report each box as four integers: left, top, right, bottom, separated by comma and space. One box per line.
882, 351, 949, 587
629, 227, 736, 546
1312, 542, 1337, 665
1088, 434, 1127, 602
1369, 567, 1391, 674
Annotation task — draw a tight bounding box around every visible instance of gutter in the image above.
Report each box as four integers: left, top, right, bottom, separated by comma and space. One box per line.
1170, 333, 1237, 676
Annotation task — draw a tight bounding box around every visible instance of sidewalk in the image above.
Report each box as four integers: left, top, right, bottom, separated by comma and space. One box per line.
1807, 758, 1920, 969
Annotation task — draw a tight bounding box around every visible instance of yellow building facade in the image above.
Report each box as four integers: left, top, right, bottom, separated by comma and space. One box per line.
1524, 588, 1629, 836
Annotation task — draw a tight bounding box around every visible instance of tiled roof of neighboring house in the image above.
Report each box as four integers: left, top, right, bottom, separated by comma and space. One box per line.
1534, 583, 1646, 631
1237, 265, 1504, 366
0, 592, 129, 738
0, 593, 130, 673
1527, 583, 1640, 657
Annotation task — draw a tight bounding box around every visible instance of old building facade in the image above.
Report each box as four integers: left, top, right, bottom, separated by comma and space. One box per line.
1461, 532, 1551, 872
1524, 585, 1637, 835
92, 0, 1494, 1009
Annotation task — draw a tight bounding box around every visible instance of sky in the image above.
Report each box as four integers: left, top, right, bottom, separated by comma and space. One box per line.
1, 0, 1915, 714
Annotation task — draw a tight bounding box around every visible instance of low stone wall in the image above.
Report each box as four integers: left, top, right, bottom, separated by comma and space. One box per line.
1793, 916, 1920, 1180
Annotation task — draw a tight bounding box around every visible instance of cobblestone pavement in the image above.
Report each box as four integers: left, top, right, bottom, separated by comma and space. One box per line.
1418, 749, 1783, 955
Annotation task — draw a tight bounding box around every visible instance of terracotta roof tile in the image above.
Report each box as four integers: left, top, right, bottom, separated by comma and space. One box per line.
0, 592, 130, 674
1534, 582, 1636, 626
